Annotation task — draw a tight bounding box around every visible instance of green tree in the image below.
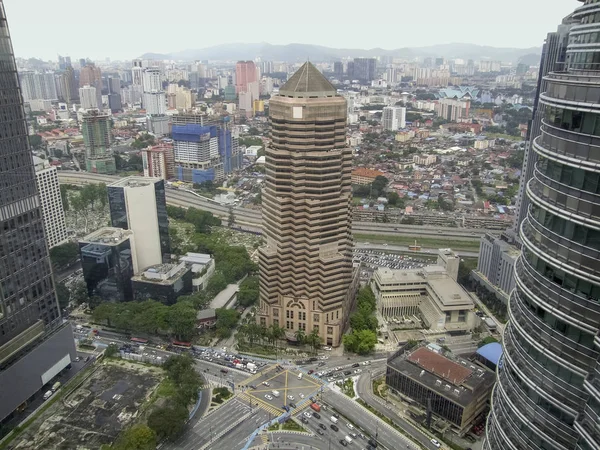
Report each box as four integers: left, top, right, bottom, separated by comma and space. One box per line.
167, 301, 197, 340
227, 207, 235, 227
70, 280, 89, 305
343, 329, 377, 355
60, 185, 70, 211
55, 281, 71, 309
206, 271, 227, 296
306, 328, 322, 353
147, 403, 188, 441
215, 308, 240, 338
371, 175, 389, 197
295, 329, 306, 345
49, 242, 79, 268
112, 424, 157, 450
386, 191, 404, 207
28, 134, 43, 148
237, 276, 259, 307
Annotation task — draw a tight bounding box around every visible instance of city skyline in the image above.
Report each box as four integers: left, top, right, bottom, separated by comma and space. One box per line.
5, 0, 576, 61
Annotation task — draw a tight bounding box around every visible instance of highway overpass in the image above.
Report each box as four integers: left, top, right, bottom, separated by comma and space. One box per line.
57, 171, 487, 242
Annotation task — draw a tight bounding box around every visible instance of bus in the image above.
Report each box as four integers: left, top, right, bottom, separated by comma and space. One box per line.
131, 337, 149, 345
172, 340, 192, 348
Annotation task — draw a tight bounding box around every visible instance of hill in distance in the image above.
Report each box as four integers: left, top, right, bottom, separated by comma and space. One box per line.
140, 42, 541, 64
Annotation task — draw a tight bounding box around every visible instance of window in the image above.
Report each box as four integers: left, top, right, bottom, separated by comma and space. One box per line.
273, 308, 279, 317
286, 310, 290, 318
327, 326, 333, 335
313, 314, 320, 322
290, 311, 294, 319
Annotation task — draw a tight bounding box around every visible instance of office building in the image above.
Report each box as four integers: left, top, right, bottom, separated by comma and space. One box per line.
141, 144, 175, 180
79, 64, 102, 110
475, 233, 519, 303
33, 157, 68, 249
235, 60, 258, 94
333, 61, 343, 78
131, 262, 193, 305
79, 228, 137, 302
179, 252, 216, 291
172, 114, 241, 183
382, 106, 406, 131
371, 265, 474, 332
19, 71, 58, 101
142, 68, 165, 115
386, 346, 495, 433
81, 110, 115, 174
257, 62, 358, 347
484, 2, 600, 449
107, 76, 122, 112
107, 177, 170, 271
353, 58, 376, 82
0, 3, 76, 426
79, 85, 98, 110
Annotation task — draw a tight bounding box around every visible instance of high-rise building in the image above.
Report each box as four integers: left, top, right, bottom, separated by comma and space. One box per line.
132, 59, 143, 86
235, 60, 258, 94
142, 68, 165, 115
79, 227, 137, 302
0, 2, 76, 426
382, 106, 406, 131
346, 61, 355, 79
484, 2, 600, 449
58, 66, 78, 103
476, 233, 519, 302
333, 61, 344, 78
79, 85, 98, 110
19, 71, 58, 101
172, 115, 241, 183
107, 76, 122, 113
107, 177, 170, 271
142, 144, 175, 180
33, 157, 68, 249
79, 64, 102, 110
257, 62, 357, 347
81, 110, 115, 174
353, 58, 376, 82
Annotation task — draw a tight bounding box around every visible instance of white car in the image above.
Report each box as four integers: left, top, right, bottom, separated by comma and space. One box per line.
353, 369, 362, 374
263, 382, 270, 387
320, 355, 329, 360
303, 412, 311, 419
430, 438, 441, 448
265, 394, 273, 401
323, 346, 332, 351
346, 423, 354, 430
288, 395, 295, 401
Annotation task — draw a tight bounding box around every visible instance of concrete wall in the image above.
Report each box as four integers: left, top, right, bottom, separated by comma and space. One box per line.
125, 183, 161, 272
0, 324, 76, 422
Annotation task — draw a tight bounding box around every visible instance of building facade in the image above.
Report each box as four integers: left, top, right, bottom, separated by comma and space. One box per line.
382, 106, 406, 131
142, 68, 166, 115
79, 64, 102, 110
19, 71, 58, 101
132, 262, 193, 305
351, 168, 385, 185
484, 2, 600, 449
235, 60, 258, 94
81, 110, 115, 174
353, 58, 376, 82
476, 233, 520, 298
79, 228, 137, 302
79, 85, 98, 110
107, 177, 170, 272
0, 2, 76, 425
142, 144, 175, 180
33, 157, 68, 249
257, 62, 357, 347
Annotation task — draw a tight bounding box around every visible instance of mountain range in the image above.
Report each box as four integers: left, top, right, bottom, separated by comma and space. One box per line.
140, 42, 541, 64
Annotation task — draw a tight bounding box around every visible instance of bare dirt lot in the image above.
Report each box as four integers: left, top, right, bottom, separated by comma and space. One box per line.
8, 360, 162, 450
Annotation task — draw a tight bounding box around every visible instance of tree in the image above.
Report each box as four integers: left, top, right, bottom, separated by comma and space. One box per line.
49, 242, 79, 268
112, 424, 157, 450
294, 329, 306, 345
55, 281, 71, 309
237, 276, 259, 307
206, 271, 227, 296
60, 185, 70, 211
343, 329, 377, 355
71, 280, 89, 305
306, 328, 322, 353
167, 302, 197, 341
386, 191, 404, 208
147, 403, 188, 440
215, 308, 240, 338
227, 206, 235, 227
371, 175, 389, 197
28, 134, 43, 148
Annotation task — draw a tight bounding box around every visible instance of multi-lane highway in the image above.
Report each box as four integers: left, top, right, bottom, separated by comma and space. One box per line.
57, 171, 489, 240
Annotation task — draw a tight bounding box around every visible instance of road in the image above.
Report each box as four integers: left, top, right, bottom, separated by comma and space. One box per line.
354, 370, 438, 450
56, 171, 494, 239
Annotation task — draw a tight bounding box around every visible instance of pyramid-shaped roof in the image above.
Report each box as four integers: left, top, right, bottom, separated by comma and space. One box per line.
279, 62, 337, 97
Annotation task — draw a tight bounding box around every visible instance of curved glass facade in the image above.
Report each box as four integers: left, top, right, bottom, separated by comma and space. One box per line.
484, 2, 600, 449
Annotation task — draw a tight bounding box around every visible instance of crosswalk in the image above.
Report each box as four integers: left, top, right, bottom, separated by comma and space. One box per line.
239, 365, 276, 387
237, 392, 284, 417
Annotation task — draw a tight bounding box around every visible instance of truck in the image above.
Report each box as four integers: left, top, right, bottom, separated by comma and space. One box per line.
271, 390, 280, 398
52, 382, 61, 392
246, 362, 257, 372
310, 403, 321, 412
235, 363, 244, 370
43, 390, 53, 400
330, 416, 339, 424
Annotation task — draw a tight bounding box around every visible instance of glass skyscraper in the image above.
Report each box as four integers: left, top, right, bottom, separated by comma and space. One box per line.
0, 1, 76, 428
484, 1, 600, 449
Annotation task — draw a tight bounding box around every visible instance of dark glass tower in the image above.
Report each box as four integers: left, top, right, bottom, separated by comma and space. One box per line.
484, 1, 600, 449
0, 1, 75, 427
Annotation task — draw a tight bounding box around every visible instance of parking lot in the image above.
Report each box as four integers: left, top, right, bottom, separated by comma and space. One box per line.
353, 249, 432, 270
241, 366, 324, 417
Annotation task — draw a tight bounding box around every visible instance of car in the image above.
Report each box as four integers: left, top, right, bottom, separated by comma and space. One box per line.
430, 438, 441, 448
308, 370, 314, 374
303, 412, 312, 419
353, 369, 362, 374
317, 362, 326, 367
323, 346, 332, 351
339, 439, 348, 447
265, 394, 273, 400
344, 370, 352, 376
310, 396, 317, 402
317, 428, 324, 435
282, 405, 290, 412
289, 402, 297, 408
346, 423, 355, 430
299, 393, 305, 399
313, 412, 321, 419
352, 363, 360, 368
382, 243, 388, 246
319, 424, 327, 430
263, 382, 270, 386
331, 424, 339, 432
249, 384, 257, 389
301, 417, 308, 424
288, 395, 295, 401
350, 432, 358, 438
333, 413, 340, 419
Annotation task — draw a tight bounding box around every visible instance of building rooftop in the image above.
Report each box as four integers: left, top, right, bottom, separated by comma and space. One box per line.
108, 176, 162, 188
180, 252, 212, 265
132, 262, 189, 285
279, 62, 337, 97
352, 168, 384, 178
408, 347, 472, 385
80, 227, 133, 245
196, 308, 216, 320
476, 342, 503, 366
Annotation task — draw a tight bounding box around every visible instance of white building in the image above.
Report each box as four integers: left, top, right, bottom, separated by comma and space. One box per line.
79, 85, 98, 110
33, 157, 68, 248
179, 252, 215, 291
382, 106, 407, 131
107, 177, 168, 272
142, 68, 166, 115
19, 71, 58, 101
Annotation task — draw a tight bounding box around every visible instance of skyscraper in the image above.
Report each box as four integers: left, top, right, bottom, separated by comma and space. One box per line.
33, 157, 68, 249
257, 62, 357, 347
79, 64, 102, 110
484, 2, 600, 449
333, 61, 344, 78
0, 1, 76, 425
81, 110, 115, 174
382, 106, 406, 131
107, 177, 170, 271
79, 85, 98, 110
353, 58, 376, 82
235, 60, 258, 94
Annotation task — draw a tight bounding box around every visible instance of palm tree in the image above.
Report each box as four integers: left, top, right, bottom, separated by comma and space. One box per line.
307, 328, 322, 354
295, 329, 306, 346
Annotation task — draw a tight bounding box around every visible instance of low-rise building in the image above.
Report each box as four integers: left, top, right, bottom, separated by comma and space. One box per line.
413, 154, 437, 166
372, 265, 475, 333
197, 308, 217, 329
352, 168, 385, 185
179, 252, 215, 291
131, 262, 193, 305
386, 346, 495, 433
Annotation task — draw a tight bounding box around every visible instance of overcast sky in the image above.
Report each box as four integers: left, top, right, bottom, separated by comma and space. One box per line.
4, 0, 577, 61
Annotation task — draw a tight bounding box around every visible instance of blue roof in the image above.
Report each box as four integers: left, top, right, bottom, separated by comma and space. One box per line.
476, 342, 503, 365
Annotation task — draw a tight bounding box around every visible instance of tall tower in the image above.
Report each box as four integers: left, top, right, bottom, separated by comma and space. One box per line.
0, 1, 76, 425
79, 64, 102, 110
484, 1, 600, 449
81, 110, 115, 174
257, 62, 355, 347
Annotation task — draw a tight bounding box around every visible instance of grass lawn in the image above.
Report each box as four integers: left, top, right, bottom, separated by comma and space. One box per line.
354, 233, 481, 252
281, 420, 306, 432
